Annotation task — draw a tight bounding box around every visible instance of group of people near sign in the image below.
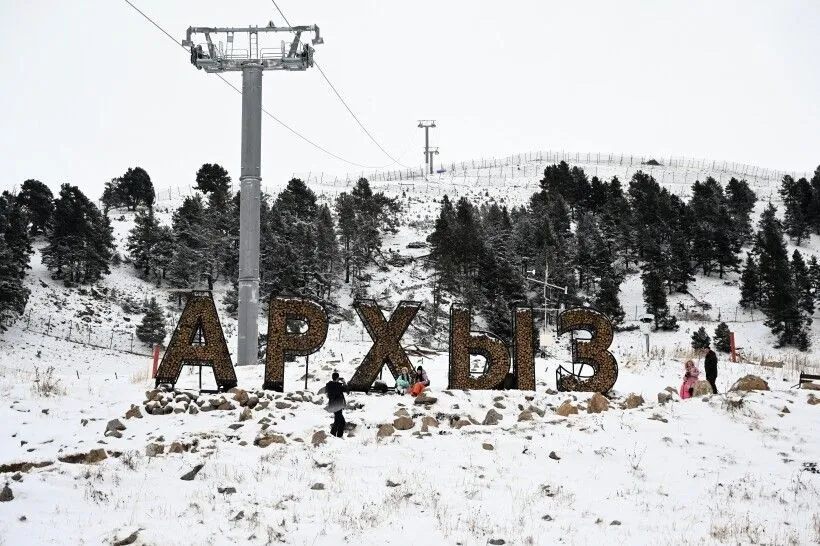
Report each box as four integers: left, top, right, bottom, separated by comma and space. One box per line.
680, 345, 719, 399
323, 365, 431, 438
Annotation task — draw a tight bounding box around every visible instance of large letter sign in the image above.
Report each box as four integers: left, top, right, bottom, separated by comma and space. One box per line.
347, 300, 421, 392
512, 307, 536, 390
448, 305, 512, 390
555, 307, 618, 393
263, 297, 328, 391
155, 291, 237, 390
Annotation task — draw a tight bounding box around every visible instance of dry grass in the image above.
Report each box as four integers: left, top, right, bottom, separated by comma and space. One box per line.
31, 365, 65, 397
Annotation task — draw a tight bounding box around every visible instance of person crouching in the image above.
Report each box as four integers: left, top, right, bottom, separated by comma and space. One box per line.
409, 365, 430, 397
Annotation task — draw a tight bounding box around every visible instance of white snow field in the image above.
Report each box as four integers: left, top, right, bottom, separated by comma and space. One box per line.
2, 154, 820, 546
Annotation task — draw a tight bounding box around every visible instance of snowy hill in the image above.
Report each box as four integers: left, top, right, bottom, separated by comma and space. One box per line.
2, 153, 820, 545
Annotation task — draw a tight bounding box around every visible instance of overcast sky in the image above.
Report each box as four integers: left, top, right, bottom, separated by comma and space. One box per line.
1, 1, 818, 199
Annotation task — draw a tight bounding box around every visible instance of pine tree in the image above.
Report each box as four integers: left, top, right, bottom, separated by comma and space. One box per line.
195, 163, 231, 200
808, 255, 820, 307
780, 175, 810, 245
739, 254, 760, 308
42, 184, 114, 283
136, 297, 167, 346
117, 167, 155, 211
168, 195, 209, 288
595, 268, 625, 325
808, 166, 820, 234
713, 205, 741, 278
0, 192, 32, 330
126, 208, 160, 276
16, 179, 54, 236
725, 177, 757, 245
792, 250, 814, 316
641, 268, 668, 330
691, 326, 710, 350
755, 203, 809, 347
714, 322, 731, 353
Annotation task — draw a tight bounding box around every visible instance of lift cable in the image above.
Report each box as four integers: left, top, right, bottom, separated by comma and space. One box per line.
268, 0, 412, 169
120, 0, 408, 170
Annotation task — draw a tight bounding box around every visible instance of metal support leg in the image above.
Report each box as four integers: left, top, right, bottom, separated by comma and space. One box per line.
237, 63, 263, 366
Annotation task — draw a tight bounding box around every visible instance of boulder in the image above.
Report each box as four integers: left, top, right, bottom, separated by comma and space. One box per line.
518, 411, 534, 422
587, 393, 609, 413
310, 483, 325, 491
168, 442, 185, 454
527, 405, 546, 418
311, 430, 328, 447
230, 388, 249, 405
393, 417, 415, 430
421, 416, 439, 428
180, 464, 204, 481
255, 435, 286, 448
452, 418, 471, 429
377, 424, 395, 439
238, 407, 253, 422
275, 401, 291, 410
124, 405, 143, 419
555, 400, 578, 417
145, 443, 165, 457
657, 392, 672, 404
106, 419, 126, 433
414, 395, 438, 405
692, 380, 714, 396
482, 409, 503, 426
621, 394, 644, 409
730, 375, 769, 392
482, 443, 494, 451
84, 448, 108, 463
808, 394, 820, 406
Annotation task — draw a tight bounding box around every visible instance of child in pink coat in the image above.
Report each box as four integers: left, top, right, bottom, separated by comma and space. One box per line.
680, 359, 700, 399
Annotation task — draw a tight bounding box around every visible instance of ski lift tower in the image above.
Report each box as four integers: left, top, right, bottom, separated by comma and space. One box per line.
183, 22, 323, 367
418, 120, 436, 175
525, 256, 568, 348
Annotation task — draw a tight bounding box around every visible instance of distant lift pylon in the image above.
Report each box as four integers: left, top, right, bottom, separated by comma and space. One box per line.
183, 22, 323, 368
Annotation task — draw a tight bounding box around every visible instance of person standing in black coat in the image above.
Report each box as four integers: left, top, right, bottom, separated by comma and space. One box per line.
325, 372, 348, 438
704, 344, 718, 394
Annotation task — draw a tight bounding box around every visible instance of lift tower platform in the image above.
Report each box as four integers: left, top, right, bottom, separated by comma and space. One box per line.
183, 23, 323, 368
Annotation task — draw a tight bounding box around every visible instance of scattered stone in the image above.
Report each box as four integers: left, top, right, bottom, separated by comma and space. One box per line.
218, 486, 237, 495
610, 520, 621, 526
232, 511, 245, 521
489, 539, 506, 545
621, 394, 644, 409
246, 395, 259, 409
11, 472, 22, 482
414, 395, 438, 405
124, 405, 142, 419
782, 406, 791, 413
587, 393, 609, 414
168, 442, 185, 454
494, 402, 506, 409
85, 449, 108, 464
482, 409, 503, 425
549, 451, 560, 461
275, 401, 291, 410
452, 418, 471, 429
730, 375, 769, 392
105, 430, 123, 439
648, 414, 668, 423
180, 464, 204, 481
311, 430, 328, 447
188, 405, 199, 415
0, 484, 13, 502
112, 529, 140, 546
518, 411, 534, 422
692, 380, 713, 397
105, 419, 126, 435
256, 400, 270, 410
393, 416, 415, 430
238, 408, 253, 422
664, 386, 677, 394
482, 443, 494, 451
310, 482, 325, 490
542, 514, 553, 521
386, 479, 401, 487
377, 424, 395, 439
555, 400, 578, 417
421, 416, 439, 428
657, 392, 672, 404
528, 405, 546, 418
80, 418, 89, 427
145, 443, 164, 457
394, 408, 410, 417
808, 395, 820, 406
230, 388, 249, 406
255, 435, 286, 448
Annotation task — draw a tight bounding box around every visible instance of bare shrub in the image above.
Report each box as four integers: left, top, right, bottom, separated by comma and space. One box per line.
32, 366, 65, 397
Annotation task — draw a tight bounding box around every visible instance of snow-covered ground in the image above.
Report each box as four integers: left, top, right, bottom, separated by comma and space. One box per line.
3, 155, 820, 545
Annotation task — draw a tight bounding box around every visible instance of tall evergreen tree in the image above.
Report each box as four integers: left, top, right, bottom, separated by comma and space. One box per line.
16, 179, 54, 236
0, 192, 32, 330
195, 163, 231, 200
739, 253, 760, 309
126, 208, 160, 276
780, 175, 810, 245
42, 184, 114, 283
725, 177, 757, 245
641, 268, 668, 330
791, 249, 814, 316
117, 167, 155, 211
714, 322, 732, 353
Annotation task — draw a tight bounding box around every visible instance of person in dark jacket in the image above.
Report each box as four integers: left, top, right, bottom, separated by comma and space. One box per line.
704, 344, 718, 394
325, 371, 348, 438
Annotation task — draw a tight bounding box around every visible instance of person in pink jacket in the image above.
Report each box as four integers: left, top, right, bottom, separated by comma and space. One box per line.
680, 359, 700, 399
